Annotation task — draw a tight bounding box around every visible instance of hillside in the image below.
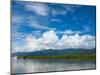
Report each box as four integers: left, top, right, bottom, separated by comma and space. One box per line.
13, 48, 96, 56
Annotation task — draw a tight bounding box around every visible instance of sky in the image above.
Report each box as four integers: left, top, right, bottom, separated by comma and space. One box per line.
12, 1, 96, 52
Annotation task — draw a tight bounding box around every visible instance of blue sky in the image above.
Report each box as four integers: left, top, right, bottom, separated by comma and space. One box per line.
12, 1, 96, 52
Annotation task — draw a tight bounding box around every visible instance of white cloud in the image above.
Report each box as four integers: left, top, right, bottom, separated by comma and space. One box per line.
27, 16, 56, 30
52, 9, 67, 15
26, 36, 39, 51
51, 5, 81, 16
13, 30, 95, 52
58, 30, 82, 35
24, 2, 49, 16
26, 30, 58, 51
12, 14, 56, 31
24, 2, 79, 16
28, 20, 56, 30
12, 15, 24, 25
31, 30, 42, 37
29, 21, 51, 30
51, 19, 62, 22
57, 34, 95, 49
41, 30, 58, 46
83, 25, 92, 32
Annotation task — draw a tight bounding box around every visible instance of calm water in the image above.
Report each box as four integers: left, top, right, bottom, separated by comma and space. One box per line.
12, 58, 96, 74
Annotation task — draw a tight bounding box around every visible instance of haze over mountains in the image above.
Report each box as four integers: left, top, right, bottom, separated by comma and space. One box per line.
13, 48, 96, 56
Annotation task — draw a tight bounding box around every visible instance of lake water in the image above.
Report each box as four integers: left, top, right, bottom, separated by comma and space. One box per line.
12, 58, 96, 74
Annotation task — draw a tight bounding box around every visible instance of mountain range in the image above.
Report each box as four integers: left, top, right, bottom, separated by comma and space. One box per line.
12, 48, 96, 56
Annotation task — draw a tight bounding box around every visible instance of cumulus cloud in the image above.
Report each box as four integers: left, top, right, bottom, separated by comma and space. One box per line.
41, 30, 58, 47
13, 30, 95, 52
57, 34, 95, 49
24, 2, 49, 16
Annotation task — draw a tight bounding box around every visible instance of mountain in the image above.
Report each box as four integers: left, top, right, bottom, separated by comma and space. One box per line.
13, 48, 96, 56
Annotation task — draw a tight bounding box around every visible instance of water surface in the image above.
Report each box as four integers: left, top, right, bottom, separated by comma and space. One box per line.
12, 58, 96, 74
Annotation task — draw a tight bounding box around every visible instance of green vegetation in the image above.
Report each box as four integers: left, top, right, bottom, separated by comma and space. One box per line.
17, 54, 96, 61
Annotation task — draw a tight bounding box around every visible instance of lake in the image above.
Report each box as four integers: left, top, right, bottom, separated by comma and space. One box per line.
11, 58, 96, 74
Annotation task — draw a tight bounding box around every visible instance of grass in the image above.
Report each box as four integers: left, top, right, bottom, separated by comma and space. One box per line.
17, 54, 96, 61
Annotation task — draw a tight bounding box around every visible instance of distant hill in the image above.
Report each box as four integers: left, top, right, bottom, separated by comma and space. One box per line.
13, 48, 96, 56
